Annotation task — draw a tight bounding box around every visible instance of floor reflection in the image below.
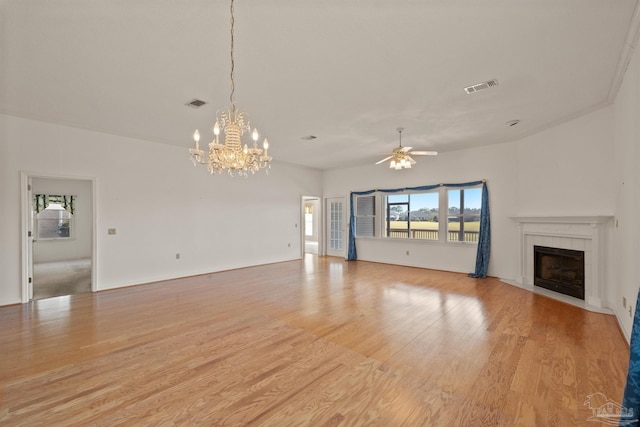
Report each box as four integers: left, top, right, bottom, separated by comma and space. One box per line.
298, 256, 489, 350
27, 293, 97, 360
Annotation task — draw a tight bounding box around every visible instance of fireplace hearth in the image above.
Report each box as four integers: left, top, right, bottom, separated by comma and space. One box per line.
534, 245, 585, 300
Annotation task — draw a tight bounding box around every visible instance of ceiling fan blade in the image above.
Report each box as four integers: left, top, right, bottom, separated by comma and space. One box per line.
411, 151, 438, 156
375, 156, 393, 165
400, 146, 412, 153
406, 156, 416, 165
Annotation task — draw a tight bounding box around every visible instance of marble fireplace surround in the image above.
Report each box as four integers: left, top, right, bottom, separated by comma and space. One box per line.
509, 216, 613, 312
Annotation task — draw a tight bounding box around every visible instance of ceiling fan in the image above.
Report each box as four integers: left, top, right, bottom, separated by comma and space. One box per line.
375, 128, 438, 169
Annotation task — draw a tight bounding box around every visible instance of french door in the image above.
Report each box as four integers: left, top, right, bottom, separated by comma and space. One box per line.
325, 197, 345, 258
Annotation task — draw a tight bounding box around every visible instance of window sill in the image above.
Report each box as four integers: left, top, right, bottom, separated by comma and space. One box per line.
355, 236, 477, 247
36, 237, 75, 242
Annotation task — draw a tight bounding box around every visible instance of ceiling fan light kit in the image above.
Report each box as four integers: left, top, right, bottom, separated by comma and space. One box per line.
376, 128, 437, 170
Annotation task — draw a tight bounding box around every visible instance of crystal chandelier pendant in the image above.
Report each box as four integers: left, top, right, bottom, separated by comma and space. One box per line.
188, 0, 272, 177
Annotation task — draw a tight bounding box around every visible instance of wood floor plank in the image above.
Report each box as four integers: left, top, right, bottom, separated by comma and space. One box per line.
0, 256, 630, 426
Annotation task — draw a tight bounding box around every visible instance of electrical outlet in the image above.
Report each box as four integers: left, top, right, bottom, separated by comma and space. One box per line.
406, 250, 410, 255
176, 253, 180, 260
624, 296, 627, 309
288, 243, 291, 247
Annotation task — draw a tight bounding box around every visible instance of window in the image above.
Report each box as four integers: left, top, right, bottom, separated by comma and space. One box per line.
33, 194, 76, 240
368, 185, 481, 244
36, 203, 73, 240
447, 187, 482, 242
355, 195, 375, 237
354, 185, 481, 244
385, 192, 439, 240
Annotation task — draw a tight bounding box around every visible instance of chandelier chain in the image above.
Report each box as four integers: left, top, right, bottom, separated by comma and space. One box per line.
229, 0, 235, 109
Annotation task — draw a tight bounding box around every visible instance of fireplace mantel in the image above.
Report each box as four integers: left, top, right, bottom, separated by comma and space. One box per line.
510, 216, 613, 310
511, 216, 613, 225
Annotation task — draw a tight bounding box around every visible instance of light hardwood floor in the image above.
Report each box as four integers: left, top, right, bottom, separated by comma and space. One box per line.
0, 256, 629, 426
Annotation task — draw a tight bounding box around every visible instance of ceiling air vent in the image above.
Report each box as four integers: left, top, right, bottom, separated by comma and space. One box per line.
186, 99, 207, 108
464, 79, 499, 94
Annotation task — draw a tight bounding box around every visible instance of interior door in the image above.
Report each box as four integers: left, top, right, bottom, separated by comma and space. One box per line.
27, 177, 34, 301
325, 197, 345, 258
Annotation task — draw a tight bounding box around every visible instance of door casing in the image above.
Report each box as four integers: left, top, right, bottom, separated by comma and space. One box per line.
20, 172, 97, 303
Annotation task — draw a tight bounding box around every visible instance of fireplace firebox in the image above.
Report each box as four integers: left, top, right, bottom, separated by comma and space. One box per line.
534, 245, 585, 300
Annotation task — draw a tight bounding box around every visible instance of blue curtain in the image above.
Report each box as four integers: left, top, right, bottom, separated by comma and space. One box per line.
621, 290, 640, 426
347, 192, 358, 260
468, 182, 490, 278
347, 180, 489, 279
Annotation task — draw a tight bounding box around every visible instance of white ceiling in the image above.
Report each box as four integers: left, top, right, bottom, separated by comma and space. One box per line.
1, 0, 639, 170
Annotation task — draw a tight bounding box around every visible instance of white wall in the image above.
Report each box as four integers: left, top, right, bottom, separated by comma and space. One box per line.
323, 106, 616, 284
613, 42, 640, 339
323, 142, 519, 278
0, 114, 322, 305
516, 107, 615, 216
31, 177, 93, 263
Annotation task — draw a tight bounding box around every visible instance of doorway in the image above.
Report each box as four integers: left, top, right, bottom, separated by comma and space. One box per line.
21, 174, 96, 302
302, 197, 320, 255
325, 197, 345, 258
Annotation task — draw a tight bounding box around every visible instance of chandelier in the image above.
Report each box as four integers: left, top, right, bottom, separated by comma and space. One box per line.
189, 0, 271, 177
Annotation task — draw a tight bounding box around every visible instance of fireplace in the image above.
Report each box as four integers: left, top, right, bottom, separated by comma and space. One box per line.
534, 245, 585, 300
511, 216, 612, 309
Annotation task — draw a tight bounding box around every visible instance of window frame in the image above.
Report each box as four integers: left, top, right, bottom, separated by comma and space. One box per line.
33, 194, 77, 241
447, 186, 483, 244
386, 199, 410, 238
354, 185, 481, 245
35, 207, 75, 241
384, 191, 440, 241
354, 194, 376, 238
